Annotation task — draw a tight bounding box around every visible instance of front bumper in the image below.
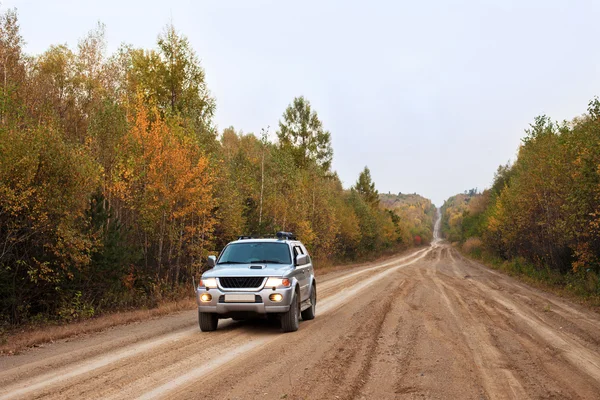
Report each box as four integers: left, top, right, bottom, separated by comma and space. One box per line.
196, 285, 294, 315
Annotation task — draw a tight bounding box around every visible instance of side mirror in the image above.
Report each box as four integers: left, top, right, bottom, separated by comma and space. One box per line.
295, 254, 308, 266
207, 255, 217, 268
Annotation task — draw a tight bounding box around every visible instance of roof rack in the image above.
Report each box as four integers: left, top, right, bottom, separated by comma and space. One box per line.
236, 232, 297, 241
236, 235, 275, 240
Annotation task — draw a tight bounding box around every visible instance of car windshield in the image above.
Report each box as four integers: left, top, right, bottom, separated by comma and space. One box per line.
217, 242, 291, 265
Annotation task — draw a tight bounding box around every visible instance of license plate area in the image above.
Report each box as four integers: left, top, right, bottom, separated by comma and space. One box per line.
224, 294, 255, 303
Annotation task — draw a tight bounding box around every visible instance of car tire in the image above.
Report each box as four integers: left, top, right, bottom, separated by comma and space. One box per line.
280, 290, 300, 333
301, 284, 316, 321
199, 311, 218, 332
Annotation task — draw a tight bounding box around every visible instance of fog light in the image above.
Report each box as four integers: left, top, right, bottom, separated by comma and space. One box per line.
269, 293, 283, 302
200, 293, 212, 302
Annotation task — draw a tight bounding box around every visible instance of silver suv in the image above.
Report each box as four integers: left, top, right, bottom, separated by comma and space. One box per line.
196, 232, 316, 333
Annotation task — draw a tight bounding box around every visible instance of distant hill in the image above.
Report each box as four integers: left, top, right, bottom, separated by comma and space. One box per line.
380, 193, 433, 209
379, 193, 436, 244
440, 190, 489, 242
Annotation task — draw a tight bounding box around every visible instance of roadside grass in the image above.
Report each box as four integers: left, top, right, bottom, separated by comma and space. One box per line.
460, 247, 600, 311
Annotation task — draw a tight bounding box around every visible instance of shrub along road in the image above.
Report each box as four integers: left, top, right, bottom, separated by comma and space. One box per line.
1, 239, 600, 399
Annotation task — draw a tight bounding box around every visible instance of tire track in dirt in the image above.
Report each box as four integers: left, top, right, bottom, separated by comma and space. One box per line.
346, 280, 407, 400
448, 248, 600, 375
49, 327, 265, 400
305, 280, 403, 400
316, 248, 430, 299
443, 246, 600, 399
474, 297, 588, 399
353, 278, 425, 399
166, 267, 421, 400
0, 312, 198, 384
0, 328, 196, 400
453, 249, 600, 333
427, 258, 529, 399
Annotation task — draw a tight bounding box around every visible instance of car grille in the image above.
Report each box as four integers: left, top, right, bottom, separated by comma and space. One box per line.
219, 277, 265, 289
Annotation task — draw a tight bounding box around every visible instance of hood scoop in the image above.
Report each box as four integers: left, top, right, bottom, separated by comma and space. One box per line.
250, 265, 265, 270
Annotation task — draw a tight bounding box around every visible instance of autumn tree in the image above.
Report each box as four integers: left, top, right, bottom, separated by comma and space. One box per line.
31, 45, 76, 125
0, 125, 99, 323
277, 96, 333, 170
354, 166, 379, 208
112, 95, 215, 282
212, 127, 254, 247
157, 25, 215, 122
126, 25, 216, 149
0, 8, 25, 124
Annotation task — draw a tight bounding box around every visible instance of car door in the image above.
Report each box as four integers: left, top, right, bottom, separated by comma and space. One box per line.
293, 244, 310, 300
299, 243, 314, 298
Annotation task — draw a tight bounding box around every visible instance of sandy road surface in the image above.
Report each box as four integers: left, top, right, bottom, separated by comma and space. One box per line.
2, 241, 600, 399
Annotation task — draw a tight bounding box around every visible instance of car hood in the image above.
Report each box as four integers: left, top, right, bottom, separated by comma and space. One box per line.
202, 263, 293, 278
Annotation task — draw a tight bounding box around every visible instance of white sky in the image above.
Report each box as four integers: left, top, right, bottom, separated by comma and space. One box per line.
5, 0, 600, 205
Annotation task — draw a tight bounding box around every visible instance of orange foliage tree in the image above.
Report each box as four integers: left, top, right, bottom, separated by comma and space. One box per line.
112, 95, 215, 285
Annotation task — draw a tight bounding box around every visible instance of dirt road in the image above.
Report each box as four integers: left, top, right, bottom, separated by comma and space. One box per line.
2, 238, 600, 398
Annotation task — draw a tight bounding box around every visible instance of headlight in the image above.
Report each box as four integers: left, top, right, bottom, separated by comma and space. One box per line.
265, 277, 292, 288
199, 278, 217, 288
200, 293, 212, 302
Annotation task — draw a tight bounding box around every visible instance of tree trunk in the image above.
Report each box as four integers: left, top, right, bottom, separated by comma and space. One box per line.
200, 214, 206, 262
258, 128, 268, 232
259, 146, 265, 230
174, 220, 184, 285
2, 55, 7, 125
157, 210, 166, 278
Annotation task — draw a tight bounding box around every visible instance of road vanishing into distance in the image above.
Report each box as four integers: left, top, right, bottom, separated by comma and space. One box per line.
1, 217, 600, 400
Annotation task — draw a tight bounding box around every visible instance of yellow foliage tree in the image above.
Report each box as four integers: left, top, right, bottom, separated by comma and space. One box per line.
112, 95, 215, 282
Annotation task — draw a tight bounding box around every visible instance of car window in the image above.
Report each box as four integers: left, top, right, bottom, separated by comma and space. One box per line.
218, 242, 292, 264
300, 244, 311, 264
294, 246, 308, 265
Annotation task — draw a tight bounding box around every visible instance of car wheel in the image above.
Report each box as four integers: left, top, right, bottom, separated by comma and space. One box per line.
199, 310, 218, 332
301, 284, 316, 321
280, 290, 300, 333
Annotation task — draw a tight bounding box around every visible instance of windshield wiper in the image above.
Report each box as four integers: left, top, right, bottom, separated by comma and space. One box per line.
253, 260, 286, 264
216, 261, 245, 265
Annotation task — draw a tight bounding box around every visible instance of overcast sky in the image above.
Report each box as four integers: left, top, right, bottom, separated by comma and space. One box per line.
5, 0, 600, 205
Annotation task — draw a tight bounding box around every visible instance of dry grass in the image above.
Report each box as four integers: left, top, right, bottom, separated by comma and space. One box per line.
1, 297, 196, 355
462, 237, 483, 254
